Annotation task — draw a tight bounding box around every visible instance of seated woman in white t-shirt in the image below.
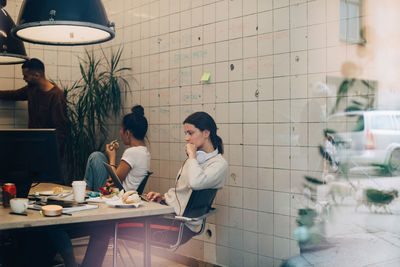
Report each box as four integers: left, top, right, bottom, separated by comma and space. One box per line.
84, 105, 150, 192
46, 105, 150, 267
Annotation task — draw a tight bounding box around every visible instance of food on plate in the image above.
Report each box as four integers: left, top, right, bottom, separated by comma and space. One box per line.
101, 184, 120, 195
53, 186, 63, 194
100, 187, 121, 199
122, 190, 141, 204
110, 187, 119, 194
102, 193, 116, 199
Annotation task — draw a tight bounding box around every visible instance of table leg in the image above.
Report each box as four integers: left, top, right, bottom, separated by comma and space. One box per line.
113, 222, 118, 267
144, 217, 151, 267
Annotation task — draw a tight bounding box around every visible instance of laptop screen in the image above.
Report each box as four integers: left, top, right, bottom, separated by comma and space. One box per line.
103, 162, 124, 191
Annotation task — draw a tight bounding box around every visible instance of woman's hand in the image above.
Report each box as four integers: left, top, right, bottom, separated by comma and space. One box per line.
105, 143, 116, 161
145, 191, 164, 203
185, 143, 197, 159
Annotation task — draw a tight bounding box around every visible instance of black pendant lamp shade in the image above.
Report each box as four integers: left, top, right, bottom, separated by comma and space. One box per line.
11, 0, 115, 46
0, 7, 28, 64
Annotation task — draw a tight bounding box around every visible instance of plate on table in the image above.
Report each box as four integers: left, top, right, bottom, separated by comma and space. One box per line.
87, 195, 120, 203
106, 199, 142, 208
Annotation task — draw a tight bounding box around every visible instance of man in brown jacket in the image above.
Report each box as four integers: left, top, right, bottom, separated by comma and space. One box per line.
0, 59, 70, 267
0, 58, 68, 153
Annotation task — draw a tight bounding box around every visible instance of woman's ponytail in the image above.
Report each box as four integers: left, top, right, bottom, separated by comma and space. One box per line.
214, 134, 224, 154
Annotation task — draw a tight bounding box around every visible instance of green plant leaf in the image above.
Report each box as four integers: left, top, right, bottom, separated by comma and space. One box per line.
304, 176, 325, 185
334, 78, 355, 110
351, 100, 363, 106
319, 145, 333, 166
344, 106, 362, 112
323, 128, 336, 137
297, 208, 317, 227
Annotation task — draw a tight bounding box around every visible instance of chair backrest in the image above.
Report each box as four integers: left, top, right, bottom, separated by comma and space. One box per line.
136, 171, 152, 195
182, 188, 218, 218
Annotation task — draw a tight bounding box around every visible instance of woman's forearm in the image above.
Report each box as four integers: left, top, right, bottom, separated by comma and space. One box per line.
108, 156, 116, 166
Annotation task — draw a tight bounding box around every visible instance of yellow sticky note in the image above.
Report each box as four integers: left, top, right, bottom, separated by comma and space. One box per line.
201, 72, 211, 82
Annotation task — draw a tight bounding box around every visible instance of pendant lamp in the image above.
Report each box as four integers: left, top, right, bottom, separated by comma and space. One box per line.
0, 2, 28, 64
12, 0, 115, 46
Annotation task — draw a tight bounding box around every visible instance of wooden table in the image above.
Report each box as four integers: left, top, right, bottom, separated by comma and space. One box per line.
0, 183, 174, 267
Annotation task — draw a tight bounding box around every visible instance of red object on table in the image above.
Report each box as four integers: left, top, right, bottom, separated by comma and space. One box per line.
98, 186, 109, 195
2, 183, 16, 207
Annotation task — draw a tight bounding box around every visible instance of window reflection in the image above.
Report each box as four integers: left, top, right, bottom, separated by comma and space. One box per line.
340, 0, 365, 44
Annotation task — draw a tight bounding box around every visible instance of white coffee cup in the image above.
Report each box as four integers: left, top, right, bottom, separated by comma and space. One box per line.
72, 181, 87, 202
10, 198, 29, 213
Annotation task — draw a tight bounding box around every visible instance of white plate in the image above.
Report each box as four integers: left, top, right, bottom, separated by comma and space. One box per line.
87, 195, 120, 203
106, 199, 142, 208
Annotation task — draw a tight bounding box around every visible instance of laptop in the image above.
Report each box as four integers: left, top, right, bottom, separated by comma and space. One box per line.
103, 162, 125, 191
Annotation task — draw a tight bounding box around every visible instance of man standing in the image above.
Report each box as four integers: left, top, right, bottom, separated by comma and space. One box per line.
0, 59, 70, 267
0, 58, 68, 152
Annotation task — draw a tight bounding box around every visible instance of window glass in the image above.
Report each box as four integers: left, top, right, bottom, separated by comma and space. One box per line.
328, 114, 364, 132
371, 115, 395, 130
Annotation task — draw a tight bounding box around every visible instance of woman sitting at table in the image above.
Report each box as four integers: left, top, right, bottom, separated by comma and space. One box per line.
82, 111, 228, 267
84, 104, 150, 192
47, 105, 150, 267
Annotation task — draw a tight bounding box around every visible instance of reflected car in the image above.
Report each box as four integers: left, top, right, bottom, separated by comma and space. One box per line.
326, 110, 400, 176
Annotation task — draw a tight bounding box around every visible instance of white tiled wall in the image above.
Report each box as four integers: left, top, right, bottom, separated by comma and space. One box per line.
1, 0, 394, 266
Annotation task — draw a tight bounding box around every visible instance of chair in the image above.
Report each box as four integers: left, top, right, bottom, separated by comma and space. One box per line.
161, 188, 218, 249
136, 171, 152, 195
115, 188, 219, 265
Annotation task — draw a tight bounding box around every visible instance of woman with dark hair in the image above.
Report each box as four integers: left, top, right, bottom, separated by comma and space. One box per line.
84, 105, 150, 192
146, 111, 227, 223
182, 111, 224, 153
42, 105, 150, 267
81, 111, 228, 267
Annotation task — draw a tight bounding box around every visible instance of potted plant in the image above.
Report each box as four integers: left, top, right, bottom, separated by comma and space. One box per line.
62, 47, 131, 184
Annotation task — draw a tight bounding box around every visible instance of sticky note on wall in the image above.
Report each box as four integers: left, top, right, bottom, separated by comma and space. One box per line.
201, 72, 211, 82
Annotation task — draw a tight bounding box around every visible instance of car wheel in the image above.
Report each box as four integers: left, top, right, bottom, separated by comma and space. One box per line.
388, 149, 400, 176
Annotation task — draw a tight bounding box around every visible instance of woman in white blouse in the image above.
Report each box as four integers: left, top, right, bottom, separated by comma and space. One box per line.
147, 111, 228, 231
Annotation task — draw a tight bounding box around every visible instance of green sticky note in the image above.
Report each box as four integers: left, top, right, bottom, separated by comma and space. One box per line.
201, 72, 211, 82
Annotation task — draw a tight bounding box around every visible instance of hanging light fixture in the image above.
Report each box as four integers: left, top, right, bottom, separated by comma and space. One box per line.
0, 0, 28, 64
11, 0, 115, 46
